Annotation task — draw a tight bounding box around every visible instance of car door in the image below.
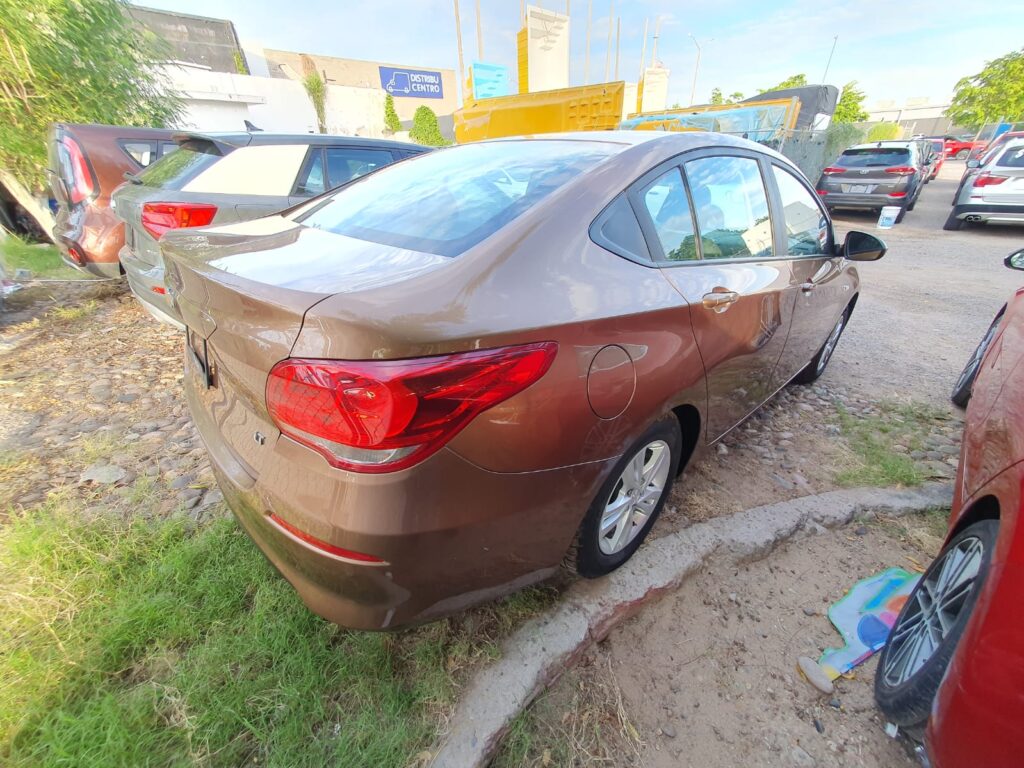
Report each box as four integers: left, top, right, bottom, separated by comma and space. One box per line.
635, 150, 797, 442
767, 163, 852, 385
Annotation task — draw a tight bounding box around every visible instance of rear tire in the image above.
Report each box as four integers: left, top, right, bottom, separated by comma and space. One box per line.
569, 416, 681, 578
951, 309, 1004, 407
874, 520, 997, 730
943, 210, 964, 231
794, 308, 849, 384
894, 206, 907, 223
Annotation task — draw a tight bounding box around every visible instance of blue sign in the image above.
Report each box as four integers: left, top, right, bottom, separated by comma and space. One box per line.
379, 66, 444, 99
470, 62, 510, 100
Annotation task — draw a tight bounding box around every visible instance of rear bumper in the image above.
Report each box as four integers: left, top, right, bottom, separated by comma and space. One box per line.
819, 193, 907, 210
952, 203, 1024, 225
120, 244, 184, 328
184, 352, 613, 630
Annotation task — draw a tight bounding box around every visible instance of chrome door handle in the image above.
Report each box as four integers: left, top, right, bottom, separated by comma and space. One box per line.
800, 282, 816, 292
702, 290, 739, 313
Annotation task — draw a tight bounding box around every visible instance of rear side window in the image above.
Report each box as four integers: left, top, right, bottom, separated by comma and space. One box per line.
641, 168, 698, 262
837, 148, 911, 168
771, 166, 829, 255
181, 144, 310, 196
325, 148, 395, 187
684, 156, 773, 260
136, 141, 222, 189
296, 140, 618, 257
996, 147, 1024, 168
592, 195, 649, 262
296, 151, 326, 196
120, 141, 157, 167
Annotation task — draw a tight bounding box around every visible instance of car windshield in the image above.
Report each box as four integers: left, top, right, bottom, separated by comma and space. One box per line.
136, 140, 222, 189
836, 148, 912, 168
294, 140, 619, 257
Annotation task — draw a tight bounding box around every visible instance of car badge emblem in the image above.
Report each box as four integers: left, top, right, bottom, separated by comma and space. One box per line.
859, 170, 869, 175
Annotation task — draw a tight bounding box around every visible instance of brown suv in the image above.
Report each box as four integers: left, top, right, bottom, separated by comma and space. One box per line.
164, 132, 886, 630
47, 123, 178, 277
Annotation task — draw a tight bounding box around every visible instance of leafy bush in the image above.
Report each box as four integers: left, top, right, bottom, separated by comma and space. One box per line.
867, 122, 902, 141
303, 72, 327, 134
409, 106, 447, 147
0, 0, 181, 189
384, 94, 402, 134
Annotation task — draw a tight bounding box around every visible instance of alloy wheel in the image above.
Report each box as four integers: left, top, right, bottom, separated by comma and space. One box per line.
881, 536, 984, 687
816, 314, 846, 374
599, 440, 671, 555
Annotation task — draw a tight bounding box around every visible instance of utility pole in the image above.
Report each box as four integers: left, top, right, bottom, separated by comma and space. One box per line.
453, 0, 465, 103
821, 35, 838, 83
475, 0, 483, 61
651, 16, 661, 66
688, 34, 713, 106
585, 0, 592, 84
604, 0, 614, 82
638, 17, 648, 82
614, 17, 620, 80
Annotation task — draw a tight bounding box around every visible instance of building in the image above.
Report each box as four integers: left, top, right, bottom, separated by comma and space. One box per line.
128, 5, 246, 74
866, 98, 960, 136
260, 49, 457, 122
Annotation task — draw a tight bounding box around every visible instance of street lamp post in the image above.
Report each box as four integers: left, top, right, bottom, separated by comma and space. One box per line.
688, 34, 713, 106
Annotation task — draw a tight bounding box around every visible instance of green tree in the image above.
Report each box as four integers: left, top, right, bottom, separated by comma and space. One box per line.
303, 72, 327, 134
0, 0, 181, 188
867, 122, 901, 141
758, 74, 808, 94
710, 88, 725, 105
833, 81, 869, 123
947, 48, 1024, 129
383, 94, 401, 134
409, 106, 447, 147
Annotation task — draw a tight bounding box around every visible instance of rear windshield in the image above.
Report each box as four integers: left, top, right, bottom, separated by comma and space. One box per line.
136, 140, 222, 189
836, 148, 912, 168
996, 147, 1024, 168
294, 140, 619, 257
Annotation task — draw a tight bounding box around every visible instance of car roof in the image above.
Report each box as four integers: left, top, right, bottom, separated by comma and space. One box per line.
483, 129, 784, 155
171, 131, 427, 153
846, 141, 915, 150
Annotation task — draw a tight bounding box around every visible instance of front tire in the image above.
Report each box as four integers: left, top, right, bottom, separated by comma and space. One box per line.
943, 210, 964, 231
951, 309, 1004, 407
955, 149, 969, 160
570, 416, 681, 578
875, 520, 997, 730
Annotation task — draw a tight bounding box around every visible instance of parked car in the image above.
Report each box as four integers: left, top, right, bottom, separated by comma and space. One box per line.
816, 141, 926, 223
47, 123, 178, 277
967, 130, 1024, 162
113, 132, 428, 327
875, 249, 1024, 768
927, 139, 945, 180
916, 139, 939, 184
162, 132, 886, 630
944, 138, 1024, 231
933, 136, 984, 160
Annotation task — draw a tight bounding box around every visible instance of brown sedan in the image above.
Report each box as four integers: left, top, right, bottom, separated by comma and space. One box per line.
163, 132, 886, 630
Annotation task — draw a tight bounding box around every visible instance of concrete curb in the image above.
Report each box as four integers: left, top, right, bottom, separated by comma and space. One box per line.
429, 482, 953, 768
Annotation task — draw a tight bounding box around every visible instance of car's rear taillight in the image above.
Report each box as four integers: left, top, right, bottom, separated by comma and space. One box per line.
822, 167, 845, 175
816, 190, 828, 196
885, 166, 916, 175
266, 342, 558, 473
141, 202, 218, 240
62, 137, 95, 205
888, 191, 907, 198
973, 174, 1008, 188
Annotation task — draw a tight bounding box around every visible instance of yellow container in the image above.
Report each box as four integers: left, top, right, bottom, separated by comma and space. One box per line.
454, 82, 625, 143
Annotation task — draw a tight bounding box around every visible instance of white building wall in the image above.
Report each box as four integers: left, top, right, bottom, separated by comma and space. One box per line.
525, 5, 569, 92
163, 63, 388, 137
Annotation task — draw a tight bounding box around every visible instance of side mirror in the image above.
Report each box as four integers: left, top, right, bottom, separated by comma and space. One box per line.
966, 159, 980, 169
842, 230, 886, 261
1006, 250, 1024, 271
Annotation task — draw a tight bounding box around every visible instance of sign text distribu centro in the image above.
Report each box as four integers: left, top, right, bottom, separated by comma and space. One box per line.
379, 67, 444, 99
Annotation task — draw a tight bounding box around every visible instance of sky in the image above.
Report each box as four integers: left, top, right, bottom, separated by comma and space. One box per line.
136, 0, 1018, 108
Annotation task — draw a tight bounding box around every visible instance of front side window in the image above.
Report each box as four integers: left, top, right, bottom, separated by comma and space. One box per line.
296, 140, 618, 257
640, 168, 698, 261
325, 148, 395, 187
684, 155, 773, 260
772, 166, 829, 256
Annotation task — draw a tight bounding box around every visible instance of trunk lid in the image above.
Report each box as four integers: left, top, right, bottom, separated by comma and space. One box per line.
162, 216, 450, 476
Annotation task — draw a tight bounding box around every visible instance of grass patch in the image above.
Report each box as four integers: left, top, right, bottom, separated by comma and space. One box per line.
872, 507, 950, 559
48, 299, 99, 323
0, 236, 82, 280
0, 498, 554, 766
76, 431, 122, 465
834, 401, 948, 488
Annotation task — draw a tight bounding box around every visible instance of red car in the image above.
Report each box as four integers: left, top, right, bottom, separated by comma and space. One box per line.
936, 136, 984, 160
928, 139, 945, 180
875, 249, 1024, 768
